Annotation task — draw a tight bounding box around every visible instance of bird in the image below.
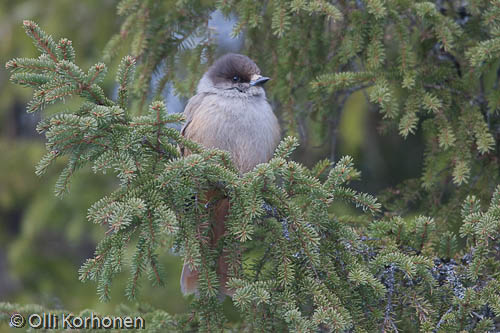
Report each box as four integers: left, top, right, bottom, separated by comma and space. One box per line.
179, 53, 281, 297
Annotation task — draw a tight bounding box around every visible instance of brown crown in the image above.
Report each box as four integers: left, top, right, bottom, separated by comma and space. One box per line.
208, 53, 261, 84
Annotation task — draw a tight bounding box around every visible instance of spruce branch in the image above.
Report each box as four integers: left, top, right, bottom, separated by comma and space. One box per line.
5, 2, 500, 329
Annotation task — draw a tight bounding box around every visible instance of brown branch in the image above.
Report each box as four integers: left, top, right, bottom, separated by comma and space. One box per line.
25, 21, 58, 63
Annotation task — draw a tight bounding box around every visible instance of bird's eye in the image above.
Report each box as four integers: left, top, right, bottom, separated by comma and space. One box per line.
232, 75, 241, 83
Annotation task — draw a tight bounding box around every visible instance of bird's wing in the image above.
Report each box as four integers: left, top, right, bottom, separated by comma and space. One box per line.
181, 92, 208, 137
180, 92, 208, 156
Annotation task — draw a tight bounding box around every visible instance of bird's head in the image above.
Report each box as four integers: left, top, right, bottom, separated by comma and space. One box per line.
197, 53, 270, 97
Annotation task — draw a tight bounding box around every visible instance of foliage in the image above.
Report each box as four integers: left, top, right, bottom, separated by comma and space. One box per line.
2, 0, 500, 331
100, 0, 499, 225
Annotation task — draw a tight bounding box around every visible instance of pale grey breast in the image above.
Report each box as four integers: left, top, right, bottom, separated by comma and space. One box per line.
181, 92, 280, 174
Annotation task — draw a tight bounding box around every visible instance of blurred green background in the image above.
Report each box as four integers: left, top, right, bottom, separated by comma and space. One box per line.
0, 1, 425, 329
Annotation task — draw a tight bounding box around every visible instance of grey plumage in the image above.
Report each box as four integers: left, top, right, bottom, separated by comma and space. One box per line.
180, 53, 280, 296
181, 53, 280, 173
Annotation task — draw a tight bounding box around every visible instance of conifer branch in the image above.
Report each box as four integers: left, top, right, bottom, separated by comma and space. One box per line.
4, 2, 500, 329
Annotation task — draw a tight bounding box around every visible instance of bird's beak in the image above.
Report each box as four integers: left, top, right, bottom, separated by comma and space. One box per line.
250, 74, 270, 86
